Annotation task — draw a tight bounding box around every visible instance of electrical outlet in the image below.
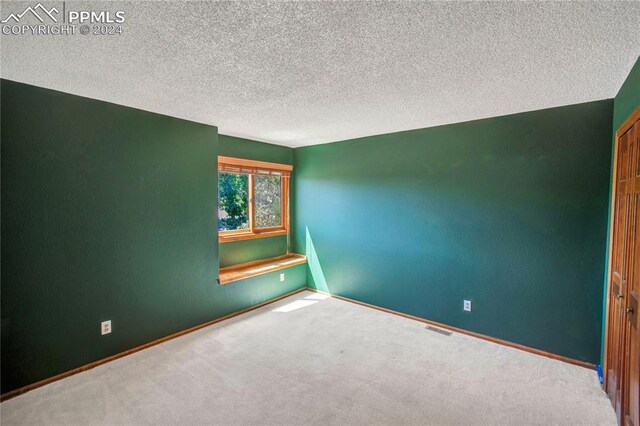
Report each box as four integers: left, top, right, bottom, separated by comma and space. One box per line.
280, 273, 285, 282
101, 320, 112, 335
463, 300, 472, 312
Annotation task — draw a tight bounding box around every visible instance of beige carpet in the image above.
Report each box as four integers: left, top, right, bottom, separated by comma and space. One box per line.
1, 290, 616, 425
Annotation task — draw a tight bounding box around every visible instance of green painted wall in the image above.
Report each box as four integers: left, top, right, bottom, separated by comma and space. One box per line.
218, 135, 293, 267
0, 80, 305, 394
613, 57, 640, 132
218, 237, 288, 268
293, 100, 613, 364
601, 56, 640, 362
218, 134, 293, 164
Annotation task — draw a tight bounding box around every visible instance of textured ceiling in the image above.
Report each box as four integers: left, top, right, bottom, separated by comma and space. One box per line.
1, 1, 639, 147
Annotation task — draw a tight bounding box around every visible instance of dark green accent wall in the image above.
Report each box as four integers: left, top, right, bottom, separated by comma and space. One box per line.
0, 80, 305, 394
218, 134, 293, 164
218, 135, 294, 267
613, 57, 640, 132
218, 237, 288, 268
293, 100, 613, 363
601, 56, 640, 362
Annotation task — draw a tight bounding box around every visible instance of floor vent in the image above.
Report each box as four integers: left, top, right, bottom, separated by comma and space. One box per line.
425, 325, 453, 336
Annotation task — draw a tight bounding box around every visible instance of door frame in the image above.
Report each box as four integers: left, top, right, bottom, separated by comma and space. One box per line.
603, 105, 640, 387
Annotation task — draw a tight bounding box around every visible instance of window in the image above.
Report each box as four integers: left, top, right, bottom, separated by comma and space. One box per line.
254, 175, 282, 228
218, 156, 291, 242
218, 172, 250, 231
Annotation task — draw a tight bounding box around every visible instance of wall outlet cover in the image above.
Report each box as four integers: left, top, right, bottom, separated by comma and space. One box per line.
463, 300, 472, 312
101, 320, 112, 335
280, 273, 285, 282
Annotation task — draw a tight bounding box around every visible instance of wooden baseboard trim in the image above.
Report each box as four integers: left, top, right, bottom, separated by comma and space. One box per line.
0, 287, 307, 402
306, 288, 595, 370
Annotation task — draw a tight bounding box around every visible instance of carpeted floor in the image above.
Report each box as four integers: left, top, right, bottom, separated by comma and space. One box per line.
0, 290, 616, 425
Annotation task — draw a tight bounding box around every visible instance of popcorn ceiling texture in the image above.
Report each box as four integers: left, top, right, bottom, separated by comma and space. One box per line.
1, 1, 639, 147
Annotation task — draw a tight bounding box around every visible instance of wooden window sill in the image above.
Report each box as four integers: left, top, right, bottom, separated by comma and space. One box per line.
219, 229, 287, 243
218, 253, 307, 285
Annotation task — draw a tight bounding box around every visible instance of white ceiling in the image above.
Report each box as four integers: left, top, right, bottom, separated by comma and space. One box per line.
1, 1, 639, 147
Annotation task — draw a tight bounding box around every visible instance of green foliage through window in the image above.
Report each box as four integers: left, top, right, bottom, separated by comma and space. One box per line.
218, 172, 248, 231
218, 172, 283, 231
254, 175, 282, 228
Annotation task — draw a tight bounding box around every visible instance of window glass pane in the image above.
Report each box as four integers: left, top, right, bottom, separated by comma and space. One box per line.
254, 175, 282, 228
218, 172, 249, 231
